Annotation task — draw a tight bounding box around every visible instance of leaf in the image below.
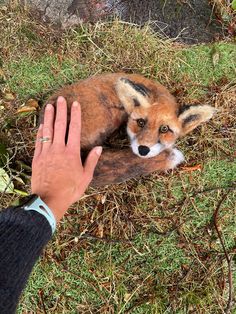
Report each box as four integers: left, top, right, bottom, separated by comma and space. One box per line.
101, 194, 106, 204
0, 168, 14, 193
211, 46, 220, 67
3, 93, 15, 101
181, 164, 202, 172
17, 106, 37, 114
232, 0, 236, 10
12, 189, 29, 196
17, 98, 39, 114
25, 98, 39, 109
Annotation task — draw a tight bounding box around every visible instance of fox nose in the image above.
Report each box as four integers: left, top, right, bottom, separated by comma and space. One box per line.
138, 145, 150, 156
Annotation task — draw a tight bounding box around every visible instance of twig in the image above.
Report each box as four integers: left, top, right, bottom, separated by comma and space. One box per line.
194, 185, 235, 196
212, 192, 234, 314
118, 274, 152, 314
79, 233, 130, 243
39, 290, 47, 314
62, 267, 107, 304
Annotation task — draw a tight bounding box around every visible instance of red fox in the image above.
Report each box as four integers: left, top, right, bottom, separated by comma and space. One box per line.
45, 73, 215, 186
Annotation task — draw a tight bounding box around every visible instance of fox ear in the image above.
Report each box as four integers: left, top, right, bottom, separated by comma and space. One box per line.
178, 104, 216, 135
115, 78, 151, 113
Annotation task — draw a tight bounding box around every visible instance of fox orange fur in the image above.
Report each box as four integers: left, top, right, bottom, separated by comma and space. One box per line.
45, 73, 215, 186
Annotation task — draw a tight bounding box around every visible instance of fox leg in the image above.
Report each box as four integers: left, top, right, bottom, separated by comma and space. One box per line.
91, 148, 184, 187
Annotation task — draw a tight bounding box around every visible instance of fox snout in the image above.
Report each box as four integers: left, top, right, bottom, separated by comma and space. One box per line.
130, 139, 166, 158
138, 145, 150, 156
136, 143, 172, 158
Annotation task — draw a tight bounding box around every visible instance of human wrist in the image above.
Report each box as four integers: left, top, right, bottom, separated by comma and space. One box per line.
19, 194, 57, 233
38, 196, 69, 222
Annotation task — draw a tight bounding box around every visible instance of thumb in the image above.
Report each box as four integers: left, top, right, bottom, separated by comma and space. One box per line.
84, 146, 102, 179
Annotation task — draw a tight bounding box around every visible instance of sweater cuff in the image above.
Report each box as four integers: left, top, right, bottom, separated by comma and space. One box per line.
1, 205, 53, 235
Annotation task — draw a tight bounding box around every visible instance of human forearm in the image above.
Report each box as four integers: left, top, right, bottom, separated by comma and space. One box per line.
0, 205, 52, 314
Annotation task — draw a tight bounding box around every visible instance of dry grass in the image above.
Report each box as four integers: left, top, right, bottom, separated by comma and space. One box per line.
0, 3, 236, 314
210, 0, 236, 37
211, 0, 236, 17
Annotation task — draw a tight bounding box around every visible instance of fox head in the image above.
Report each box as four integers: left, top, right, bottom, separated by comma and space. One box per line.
115, 77, 215, 158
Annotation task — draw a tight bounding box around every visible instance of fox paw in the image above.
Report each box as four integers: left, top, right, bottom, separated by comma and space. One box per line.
168, 148, 185, 169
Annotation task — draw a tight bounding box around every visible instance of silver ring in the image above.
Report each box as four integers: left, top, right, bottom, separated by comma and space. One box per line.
39, 137, 51, 143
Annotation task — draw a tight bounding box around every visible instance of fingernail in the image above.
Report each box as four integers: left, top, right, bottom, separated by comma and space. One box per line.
39, 124, 43, 130
72, 101, 79, 107
58, 96, 65, 103
46, 103, 53, 110
94, 146, 102, 156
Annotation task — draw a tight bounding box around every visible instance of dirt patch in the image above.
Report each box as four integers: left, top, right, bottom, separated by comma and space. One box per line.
115, 0, 226, 44
17, 0, 233, 43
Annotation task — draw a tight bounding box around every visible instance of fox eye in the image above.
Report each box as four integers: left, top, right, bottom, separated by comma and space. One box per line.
159, 125, 169, 133
137, 118, 146, 128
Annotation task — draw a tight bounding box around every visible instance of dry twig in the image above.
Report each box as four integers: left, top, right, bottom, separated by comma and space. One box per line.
39, 290, 47, 314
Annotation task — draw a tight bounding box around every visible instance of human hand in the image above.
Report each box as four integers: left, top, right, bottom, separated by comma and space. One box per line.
31, 96, 102, 222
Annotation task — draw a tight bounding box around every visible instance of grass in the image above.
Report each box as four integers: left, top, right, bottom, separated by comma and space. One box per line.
0, 4, 235, 314
4, 42, 236, 102
18, 158, 236, 313
6, 56, 90, 99
175, 43, 236, 84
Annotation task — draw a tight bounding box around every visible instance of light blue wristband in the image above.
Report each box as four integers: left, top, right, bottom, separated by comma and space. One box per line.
24, 196, 56, 233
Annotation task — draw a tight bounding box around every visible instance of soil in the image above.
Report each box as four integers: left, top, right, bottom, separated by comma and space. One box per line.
17, 0, 226, 44
115, 0, 225, 44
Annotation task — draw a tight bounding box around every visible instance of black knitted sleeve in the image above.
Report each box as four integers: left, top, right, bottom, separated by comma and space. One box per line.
0, 206, 53, 314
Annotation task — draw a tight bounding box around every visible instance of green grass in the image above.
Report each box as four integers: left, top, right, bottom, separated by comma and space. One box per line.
18, 159, 236, 313
0, 5, 235, 314
5, 40, 236, 101
6, 56, 89, 99
175, 43, 236, 85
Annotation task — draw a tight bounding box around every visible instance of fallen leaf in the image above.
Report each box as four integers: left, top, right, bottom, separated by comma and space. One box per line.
17, 98, 39, 114
211, 46, 220, 67
181, 164, 202, 172
17, 106, 37, 113
25, 98, 39, 109
4, 93, 15, 101
101, 194, 106, 204
0, 168, 14, 193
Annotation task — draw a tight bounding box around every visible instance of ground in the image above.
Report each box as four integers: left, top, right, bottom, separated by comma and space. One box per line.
15, 0, 236, 43
0, 3, 236, 314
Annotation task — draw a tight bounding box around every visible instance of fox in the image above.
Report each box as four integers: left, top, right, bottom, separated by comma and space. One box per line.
45, 73, 215, 186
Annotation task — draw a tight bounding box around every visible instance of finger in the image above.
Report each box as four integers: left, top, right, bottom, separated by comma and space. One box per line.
83, 146, 102, 182
67, 101, 81, 150
33, 124, 43, 159
42, 104, 54, 152
53, 96, 67, 146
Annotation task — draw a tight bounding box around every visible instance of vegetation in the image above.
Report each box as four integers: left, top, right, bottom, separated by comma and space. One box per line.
0, 4, 235, 313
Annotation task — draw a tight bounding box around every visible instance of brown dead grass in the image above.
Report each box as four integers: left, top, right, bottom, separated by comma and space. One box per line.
0, 4, 235, 313
210, 0, 236, 36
